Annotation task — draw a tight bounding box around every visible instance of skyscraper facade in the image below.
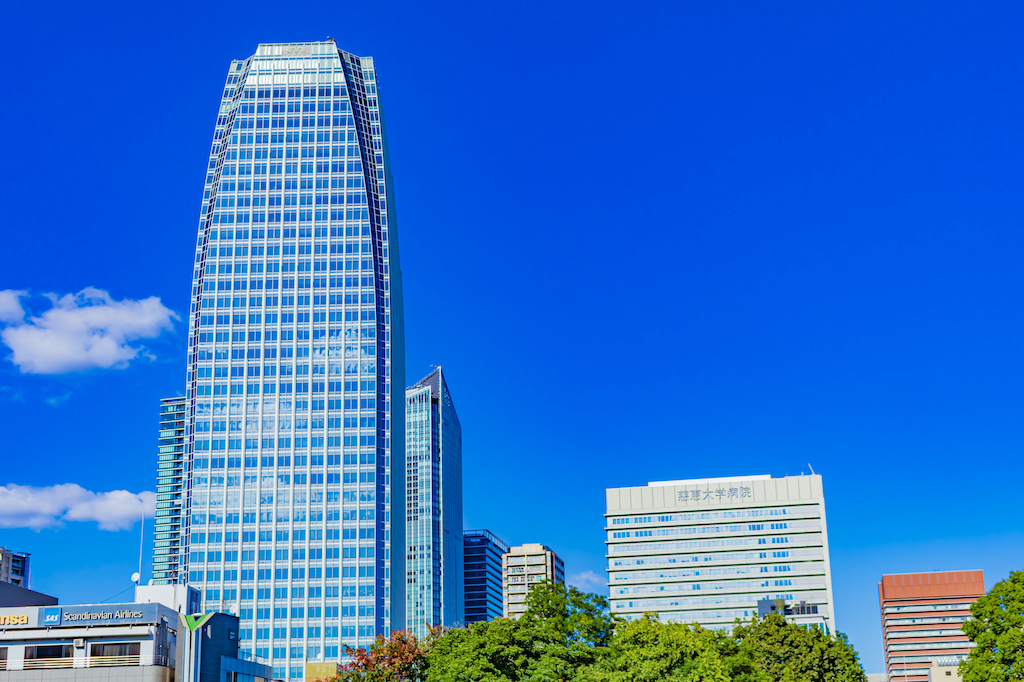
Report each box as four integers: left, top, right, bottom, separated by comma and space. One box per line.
153, 397, 188, 585
502, 544, 564, 618
463, 529, 509, 624
404, 367, 463, 637
605, 474, 835, 632
180, 40, 405, 679
878, 570, 984, 682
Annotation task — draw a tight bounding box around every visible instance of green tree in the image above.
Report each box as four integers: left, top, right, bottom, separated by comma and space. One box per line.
518, 582, 618, 646
426, 618, 536, 682
576, 614, 730, 682
424, 581, 618, 682
959, 570, 1024, 682
728, 612, 866, 682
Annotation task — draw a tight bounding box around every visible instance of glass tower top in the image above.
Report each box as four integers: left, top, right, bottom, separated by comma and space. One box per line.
404, 367, 463, 637
181, 41, 405, 679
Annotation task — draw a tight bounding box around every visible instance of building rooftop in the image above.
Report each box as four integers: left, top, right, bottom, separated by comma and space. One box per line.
506, 543, 554, 554
464, 529, 510, 552
647, 474, 772, 487
879, 570, 985, 599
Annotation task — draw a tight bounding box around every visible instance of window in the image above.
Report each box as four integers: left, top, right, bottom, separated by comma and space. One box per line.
90, 642, 141, 659
25, 645, 73, 662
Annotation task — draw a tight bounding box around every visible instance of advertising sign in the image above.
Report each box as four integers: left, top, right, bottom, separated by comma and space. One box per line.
0, 608, 38, 628
37, 603, 160, 627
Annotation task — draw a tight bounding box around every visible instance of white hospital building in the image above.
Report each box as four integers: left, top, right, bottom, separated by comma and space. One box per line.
605, 474, 835, 632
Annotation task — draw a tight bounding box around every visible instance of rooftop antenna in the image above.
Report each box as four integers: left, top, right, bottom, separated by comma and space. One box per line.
808, 463, 816, 475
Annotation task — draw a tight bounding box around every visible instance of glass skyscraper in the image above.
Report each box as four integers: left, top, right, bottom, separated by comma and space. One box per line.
404, 367, 462, 637
463, 529, 508, 624
178, 40, 405, 679
153, 396, 187, 585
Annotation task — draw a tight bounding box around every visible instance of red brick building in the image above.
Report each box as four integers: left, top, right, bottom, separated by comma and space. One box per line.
878, 570, 984, 682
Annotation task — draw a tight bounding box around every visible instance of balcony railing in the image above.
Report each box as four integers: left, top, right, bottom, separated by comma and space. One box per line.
11, 655, 170, 670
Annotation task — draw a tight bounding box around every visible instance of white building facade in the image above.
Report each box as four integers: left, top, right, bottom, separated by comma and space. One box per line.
605, 474, 835, 632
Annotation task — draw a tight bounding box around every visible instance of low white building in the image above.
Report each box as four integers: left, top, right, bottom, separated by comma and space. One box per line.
0, 586, 269, 682
605, 474, 836, 632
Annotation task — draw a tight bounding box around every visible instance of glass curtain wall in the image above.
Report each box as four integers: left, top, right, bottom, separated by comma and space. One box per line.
181, 41, 405, 680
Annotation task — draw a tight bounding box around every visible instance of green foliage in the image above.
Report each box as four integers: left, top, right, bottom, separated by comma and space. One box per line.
729, 612, 866, 682
426, 618, 537, 682
575, 614, 730, 682
425, 581, 619, 682
959, 570, 1024, 682
518, 581, 619, 649
330, 583, 869, 682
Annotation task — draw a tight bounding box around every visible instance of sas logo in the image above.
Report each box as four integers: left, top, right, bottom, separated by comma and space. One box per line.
41, 608, 62, 625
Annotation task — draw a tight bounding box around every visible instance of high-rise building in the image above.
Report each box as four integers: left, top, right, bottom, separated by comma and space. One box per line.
605, 474, 835, 632
176, 40, 405, 679
0, 548, 31, 589
502, 544, 564, 618
154, 396, 188, 585
463, 529, 509, 625
878, 570, 984, 682
404, 367, 462, 637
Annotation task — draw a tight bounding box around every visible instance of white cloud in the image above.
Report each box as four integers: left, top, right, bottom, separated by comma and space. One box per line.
569, 570, 606, 592
0, 290, 26, 324
0, 484, 155, 531
0, 288, 178, 374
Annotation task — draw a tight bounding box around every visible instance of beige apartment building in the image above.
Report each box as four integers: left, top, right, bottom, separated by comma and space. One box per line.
502, 544, 565, 617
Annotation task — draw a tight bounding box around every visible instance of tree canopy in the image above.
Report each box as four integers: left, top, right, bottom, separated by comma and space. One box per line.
959, 570, 1024, 682
319, 582, 867, 682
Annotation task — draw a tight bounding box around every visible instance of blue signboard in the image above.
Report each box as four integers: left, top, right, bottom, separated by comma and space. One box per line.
37, 603, 160, 627
40, 607, 61, 625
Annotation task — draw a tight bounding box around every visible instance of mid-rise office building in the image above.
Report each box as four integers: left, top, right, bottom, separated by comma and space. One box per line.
171, 39, 406, 679
404, 367, 463, 637
153, 397, 188, 585
0, 549, 30, 589
878, 570, 984, 682
502, 544, 564, 618
605, 474, 835, 631
0, 586, 267, 682
463, 530, 509, 624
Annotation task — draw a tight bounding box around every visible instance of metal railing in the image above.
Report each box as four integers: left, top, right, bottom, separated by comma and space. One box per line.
12, 655, 170, 670
21, 658, 75, 670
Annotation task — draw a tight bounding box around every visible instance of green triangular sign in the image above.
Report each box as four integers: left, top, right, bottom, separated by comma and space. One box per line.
180, 613, 214, 632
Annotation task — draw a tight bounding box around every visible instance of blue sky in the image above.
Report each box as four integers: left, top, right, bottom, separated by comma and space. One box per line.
2, 0, 1023, 672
